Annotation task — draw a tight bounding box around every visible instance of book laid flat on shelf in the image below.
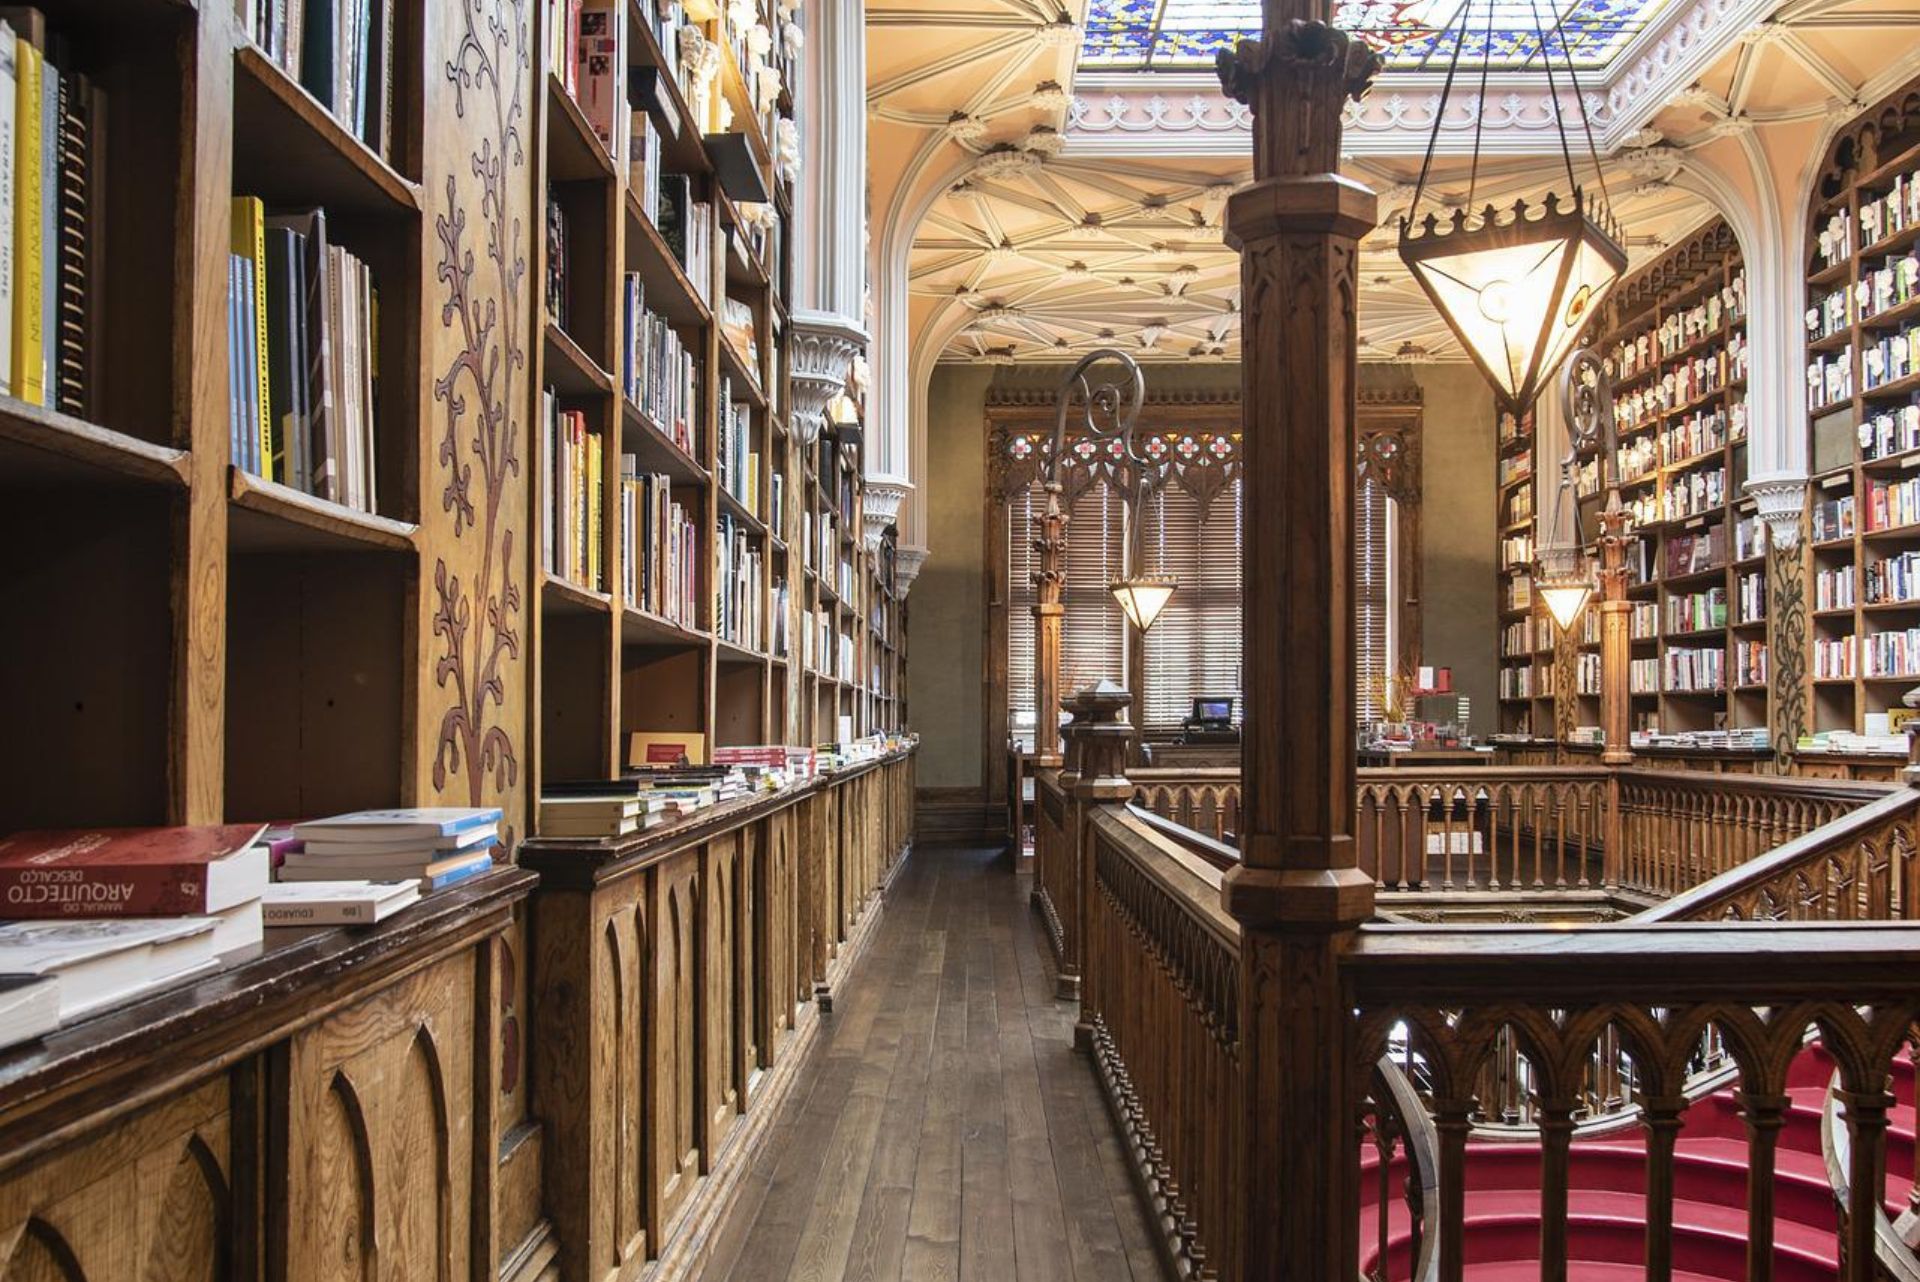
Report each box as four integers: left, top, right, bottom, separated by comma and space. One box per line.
538, 795, 653, 838
292, 807, 501, 843
296, 823, 497, 859
0, 917, 219, 1021
0, 974, 57, 1053
262, 880, 418, 926
277, 846, 494, 889
0, 823, 270, 917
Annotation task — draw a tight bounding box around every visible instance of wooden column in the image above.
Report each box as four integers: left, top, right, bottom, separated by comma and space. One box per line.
1218, 13, 1380, 1279
1032, 486, 1067, 768
1598, 505, 1634, 767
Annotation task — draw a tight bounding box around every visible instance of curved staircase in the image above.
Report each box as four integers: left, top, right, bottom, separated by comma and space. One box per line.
1362, 1046, 1917, 1280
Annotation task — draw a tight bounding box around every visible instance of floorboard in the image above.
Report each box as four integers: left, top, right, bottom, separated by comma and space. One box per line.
695, 845, 1165, 1282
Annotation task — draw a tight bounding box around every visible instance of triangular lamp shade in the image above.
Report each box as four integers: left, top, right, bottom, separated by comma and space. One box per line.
1110, 576, 1175, 632
1401, 193, 1626, 412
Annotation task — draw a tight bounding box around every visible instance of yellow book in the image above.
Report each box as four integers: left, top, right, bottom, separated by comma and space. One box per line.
11, 36, 40, 407
587, 430, 603, 591
230, 197, 273, 480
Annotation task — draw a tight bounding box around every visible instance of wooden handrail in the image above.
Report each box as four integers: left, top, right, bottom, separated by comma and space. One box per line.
1126, 802, 1239, 871
1633, 786, 1920, 922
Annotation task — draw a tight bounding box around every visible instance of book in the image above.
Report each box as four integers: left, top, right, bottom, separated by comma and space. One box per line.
0, 974, 56, 1053
575, 3, 621, 156
52, 64, 93, 419
292, 807, 501, 843
297, 824, 497, 859
538, 795, 642, 837
264, 225, 307, 488
0, 824, 270, 917
232, 197, 273, 474
628, 730, 705, 767
0, 917, 219, 1021
9, 27, 37, 405
277, 846, 495, 887
0, 22, 16, 397
265, 209, 336, 499
262, 880, 418, 926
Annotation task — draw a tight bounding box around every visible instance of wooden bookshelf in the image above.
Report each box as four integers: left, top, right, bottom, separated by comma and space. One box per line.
1497, 219, 1754, 744
532, 0, 903, 795
1802, 73, 1920, 734
1583, 218, 1754, 738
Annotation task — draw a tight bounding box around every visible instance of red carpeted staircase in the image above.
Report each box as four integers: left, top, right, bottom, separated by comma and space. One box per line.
1361, 1045, 1916, 1280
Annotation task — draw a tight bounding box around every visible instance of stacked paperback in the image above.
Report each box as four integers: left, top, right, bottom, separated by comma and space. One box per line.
0, 822, 273, 1050
281, 808, 500, 891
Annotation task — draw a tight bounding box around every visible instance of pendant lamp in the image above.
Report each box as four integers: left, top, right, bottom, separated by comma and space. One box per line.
1397, 0, 1628, 414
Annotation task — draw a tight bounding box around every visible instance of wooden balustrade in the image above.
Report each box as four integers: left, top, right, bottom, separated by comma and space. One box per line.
1031, 767, 1077, 989
1128, 765, 1901, 909
1613, 770, 1896, 901
1637, 785, 1920, 924
1347, 923, 1920, 1282
1129, 767, 1242, 844
1083, 804, 1243, 1281
1354, 768, 1612, 895
1077, 793, 1920, 1282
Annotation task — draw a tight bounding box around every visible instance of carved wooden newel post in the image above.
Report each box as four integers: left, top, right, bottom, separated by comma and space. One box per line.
1062, 681, 1137, 1033
1218, 12, 1380, 1279
1032, 490, 1068, 768
1597, 504, 1634, 767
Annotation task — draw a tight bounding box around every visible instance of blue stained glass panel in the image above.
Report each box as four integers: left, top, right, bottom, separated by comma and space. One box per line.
1078, 0, 1678, 71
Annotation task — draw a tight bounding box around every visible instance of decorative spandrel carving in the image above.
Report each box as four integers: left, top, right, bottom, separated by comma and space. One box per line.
1356, 420, 1421, 507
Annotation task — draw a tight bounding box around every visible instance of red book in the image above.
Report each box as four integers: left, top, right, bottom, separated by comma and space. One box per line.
0, 824, 270, 918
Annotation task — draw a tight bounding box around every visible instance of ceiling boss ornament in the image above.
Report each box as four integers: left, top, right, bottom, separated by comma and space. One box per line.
1394, 0, 1628, 414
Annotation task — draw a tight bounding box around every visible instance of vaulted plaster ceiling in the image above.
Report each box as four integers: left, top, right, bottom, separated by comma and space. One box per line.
868, 0, 1920, 370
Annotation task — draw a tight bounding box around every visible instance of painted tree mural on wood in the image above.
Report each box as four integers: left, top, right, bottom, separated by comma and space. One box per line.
432, 0, 529, 813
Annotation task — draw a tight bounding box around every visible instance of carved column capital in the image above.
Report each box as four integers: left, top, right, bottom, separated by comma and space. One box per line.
1746, 472, 1809, 550
1216, 22, 1382, 177
895, 545, 928, 595
862, 475, 912, 550
790, 313, 866, 447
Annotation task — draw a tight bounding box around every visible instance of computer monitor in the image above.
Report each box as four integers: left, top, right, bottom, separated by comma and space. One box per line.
1190, 696, 1235, 723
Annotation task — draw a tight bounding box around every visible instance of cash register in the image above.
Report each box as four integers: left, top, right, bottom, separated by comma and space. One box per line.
1179, 696, 1240, 744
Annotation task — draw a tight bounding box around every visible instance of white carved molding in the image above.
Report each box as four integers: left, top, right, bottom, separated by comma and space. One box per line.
791, 314, 866, 447
895, 545, 930, 596
863, 476, 913, 550
1747, 473, 1809, 549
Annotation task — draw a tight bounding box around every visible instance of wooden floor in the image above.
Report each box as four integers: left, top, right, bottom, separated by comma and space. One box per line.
696, 844, 1167, 1282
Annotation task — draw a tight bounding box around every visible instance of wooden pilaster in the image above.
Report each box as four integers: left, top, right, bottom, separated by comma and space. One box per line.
1218, 11, 1380, 1279
1598, 505, 1634, 766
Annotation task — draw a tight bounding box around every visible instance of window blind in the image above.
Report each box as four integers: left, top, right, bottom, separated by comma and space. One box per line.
1355, 476, 1397, 723
1140, 479, 1243, 731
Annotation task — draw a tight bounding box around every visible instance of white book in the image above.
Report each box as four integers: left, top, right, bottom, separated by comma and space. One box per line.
298, 823, 498, 858
0, 917, 218, 1021
0, 24, 16, 396
210, 898, 264, 956
0, 975, 56, 1052
263, 880, 419, 926
293, 807, 502, 843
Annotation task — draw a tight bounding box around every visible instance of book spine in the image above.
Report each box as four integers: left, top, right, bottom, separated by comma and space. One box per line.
0, 865, 210, 916
423, 856, 492, 891
53, 67, 86, 418
231, 197, 273, 479
263, 900, 375, 925
0, 24, 17, 398
9, 33, 37, 405
37, 54, 52, 406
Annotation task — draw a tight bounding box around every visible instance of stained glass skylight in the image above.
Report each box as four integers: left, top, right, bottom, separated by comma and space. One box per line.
1079, 0, 1679, 72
